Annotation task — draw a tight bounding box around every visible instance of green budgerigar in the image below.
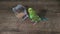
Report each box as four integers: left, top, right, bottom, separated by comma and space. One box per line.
28, 8, 41, 23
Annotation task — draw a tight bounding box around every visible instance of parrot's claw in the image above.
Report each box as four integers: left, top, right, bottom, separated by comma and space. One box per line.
33, 22, 37, 25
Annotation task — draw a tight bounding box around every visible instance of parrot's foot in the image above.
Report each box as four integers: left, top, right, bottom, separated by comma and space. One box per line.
31, 20, 38, 25
33, 22, 37, 25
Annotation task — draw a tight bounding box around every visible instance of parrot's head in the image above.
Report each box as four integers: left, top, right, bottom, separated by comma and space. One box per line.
28, 8, 33, 13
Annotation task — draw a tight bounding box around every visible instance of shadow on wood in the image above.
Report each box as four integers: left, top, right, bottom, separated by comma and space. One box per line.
38, 9, 47, 17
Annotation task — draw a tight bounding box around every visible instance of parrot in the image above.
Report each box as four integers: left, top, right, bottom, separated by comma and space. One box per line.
28, 8, 41, 23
